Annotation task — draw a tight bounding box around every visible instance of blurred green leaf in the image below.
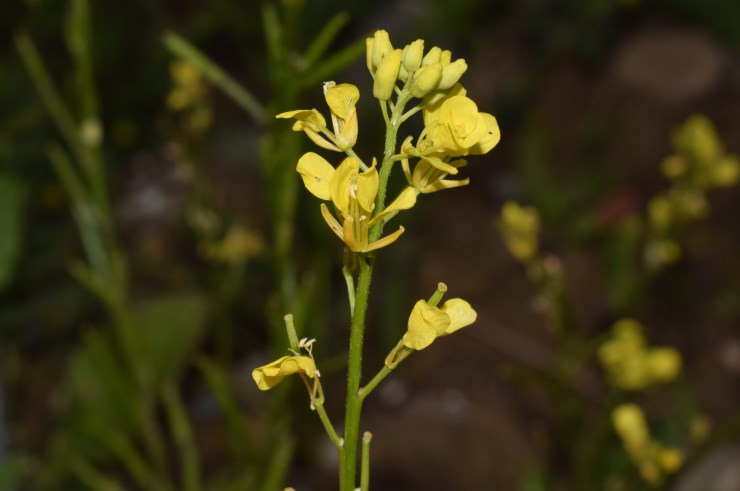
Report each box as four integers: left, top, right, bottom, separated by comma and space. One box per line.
67, 329, 139, 436
0, 172, 26, 292
0, 453, 29, 489
134, 291, 209, 390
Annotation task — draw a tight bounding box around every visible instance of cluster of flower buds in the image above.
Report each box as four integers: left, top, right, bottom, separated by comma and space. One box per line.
498, 201, 540, 262
645, 115, 740, 270
366, 30, 467, 101
598, 319, 681, 391
612, 403, 684, 486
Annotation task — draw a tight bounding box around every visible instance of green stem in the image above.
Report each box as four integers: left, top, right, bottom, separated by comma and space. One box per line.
314, 401, 343, 448
358, 366, 391, 401
370, 95, 408, 242
342, 263, 356, 316
340, 256, 373, 491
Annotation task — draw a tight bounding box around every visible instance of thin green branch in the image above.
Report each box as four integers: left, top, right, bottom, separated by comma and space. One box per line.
161, 381, 201, 491
162, 31, 266, 124
360, 432, 372, 491
304, 12, 349, 66
358, 366, 391, 401
314, 402, 343, 449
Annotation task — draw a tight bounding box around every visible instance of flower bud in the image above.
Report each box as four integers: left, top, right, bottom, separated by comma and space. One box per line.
409, 63, 442, 98
373, 49, 402, 100
371, 30, 393, 70
438, 59, 468, 90
440, 49, 452, 65
422, 46, 441, 65
402, 39, 425, 73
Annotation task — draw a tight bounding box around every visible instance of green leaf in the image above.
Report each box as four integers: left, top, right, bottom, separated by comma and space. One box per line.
134, 291, 209, 390
66, 329, 139, 439
0, 172, 27, 292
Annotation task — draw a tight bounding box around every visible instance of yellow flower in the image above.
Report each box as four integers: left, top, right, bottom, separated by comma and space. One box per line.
422, 95, 499, 157
252, 355, 317, 391
324, 82, 360, 150
296, 153, 417, 252
276, 109, 339, 151
402, 298, 477, 350
276, 83, 361, 152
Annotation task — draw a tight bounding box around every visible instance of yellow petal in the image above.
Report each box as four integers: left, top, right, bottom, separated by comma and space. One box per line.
252, 355, 316, 390
356, 164, 379, 212
296, 152, 334, 200
402, 300, 451, 350
330, 156, 361, 213
423, 83, 467, 122
468, 113, 501, 155
440, 298, 477, 335
439, 96, 486, 148
363, 226, 404, 253
276, 109, 326, 129
325, 83, 360, 120
370, 186, 417, 225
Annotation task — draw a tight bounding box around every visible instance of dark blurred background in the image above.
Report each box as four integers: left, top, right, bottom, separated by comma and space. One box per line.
2, 0, 740, 490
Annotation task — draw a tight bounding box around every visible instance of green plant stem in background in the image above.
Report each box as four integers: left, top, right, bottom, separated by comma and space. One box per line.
162, 32, 266, 124
161, 381, 201, 491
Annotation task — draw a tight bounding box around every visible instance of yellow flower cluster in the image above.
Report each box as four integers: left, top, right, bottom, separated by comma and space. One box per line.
645, 115, 739, 270
277, 30, 501, 253
612, 403, 683, 486
598, 319, 681, 391
295, 153, 417, 252
498, 201, 540, 262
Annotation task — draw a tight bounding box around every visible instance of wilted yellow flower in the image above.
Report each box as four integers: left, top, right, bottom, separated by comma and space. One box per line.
296, 153, 416, 252
252, 355, 317, 391
401, 298, 477, 350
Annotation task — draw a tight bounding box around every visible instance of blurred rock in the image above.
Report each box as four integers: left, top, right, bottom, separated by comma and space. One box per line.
610, 26, 728, 104
673, 444, 740, 491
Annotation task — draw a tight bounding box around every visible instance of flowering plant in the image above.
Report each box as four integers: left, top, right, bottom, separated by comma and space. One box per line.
253, 29, 500, 490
